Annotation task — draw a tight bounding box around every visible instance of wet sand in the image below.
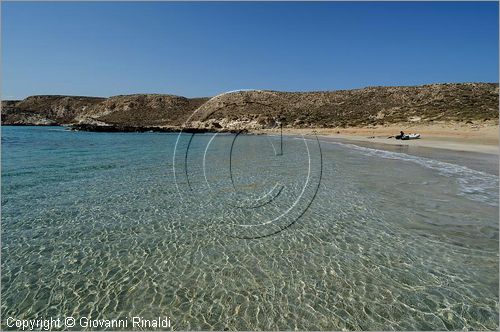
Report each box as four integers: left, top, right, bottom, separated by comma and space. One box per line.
254, 122, 499, 155
318, 137, 499, 175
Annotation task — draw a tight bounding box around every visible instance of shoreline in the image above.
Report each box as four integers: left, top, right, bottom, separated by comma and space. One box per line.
253, 123, 499, 155
4, 122, 498, 155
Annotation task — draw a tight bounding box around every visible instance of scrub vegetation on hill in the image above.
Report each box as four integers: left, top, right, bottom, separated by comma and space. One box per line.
2, 83, 498, 131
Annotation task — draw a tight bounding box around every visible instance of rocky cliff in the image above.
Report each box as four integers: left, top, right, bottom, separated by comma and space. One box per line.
2, 83, 498, 131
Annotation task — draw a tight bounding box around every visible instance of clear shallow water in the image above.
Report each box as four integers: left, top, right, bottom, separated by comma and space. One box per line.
1, 126, 498, 330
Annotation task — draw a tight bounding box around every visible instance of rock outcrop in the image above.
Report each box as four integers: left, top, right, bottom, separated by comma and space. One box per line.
2, 83, 498, 131
79, 94, 209, 127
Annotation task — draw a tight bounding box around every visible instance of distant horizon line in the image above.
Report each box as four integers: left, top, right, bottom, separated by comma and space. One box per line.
3, 81, 499, 101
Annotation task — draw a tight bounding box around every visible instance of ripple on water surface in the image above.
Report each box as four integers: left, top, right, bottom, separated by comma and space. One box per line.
1, 127, 498, 330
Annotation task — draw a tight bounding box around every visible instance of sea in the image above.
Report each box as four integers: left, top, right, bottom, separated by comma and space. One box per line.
1, 125, 498, 330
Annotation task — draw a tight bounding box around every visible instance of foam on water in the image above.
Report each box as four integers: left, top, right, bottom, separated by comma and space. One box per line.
321, 140, 499, 206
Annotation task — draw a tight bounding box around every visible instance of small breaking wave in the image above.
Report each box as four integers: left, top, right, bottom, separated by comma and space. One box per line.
326, 141, 499, 206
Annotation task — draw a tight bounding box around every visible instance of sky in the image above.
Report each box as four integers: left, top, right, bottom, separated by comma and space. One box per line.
2, 1, 498, 99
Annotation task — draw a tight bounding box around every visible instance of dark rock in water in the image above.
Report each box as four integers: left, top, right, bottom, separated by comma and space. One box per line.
69, 122, 244, 134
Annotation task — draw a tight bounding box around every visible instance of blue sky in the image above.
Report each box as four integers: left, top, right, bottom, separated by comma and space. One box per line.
2, 1, 498, 99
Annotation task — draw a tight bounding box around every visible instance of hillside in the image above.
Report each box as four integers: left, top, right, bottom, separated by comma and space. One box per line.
2, 83, 498, 131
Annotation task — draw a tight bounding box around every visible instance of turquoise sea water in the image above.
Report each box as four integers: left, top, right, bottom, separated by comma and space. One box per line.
1, 126, 498, 330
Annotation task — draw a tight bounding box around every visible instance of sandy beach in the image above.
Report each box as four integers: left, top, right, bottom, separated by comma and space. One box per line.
254, 121, 499, 155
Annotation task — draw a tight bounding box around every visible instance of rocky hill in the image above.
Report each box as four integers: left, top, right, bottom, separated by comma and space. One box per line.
82, 94, 209, 127
2, 83, 498, 131
4, 95, 106, 124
